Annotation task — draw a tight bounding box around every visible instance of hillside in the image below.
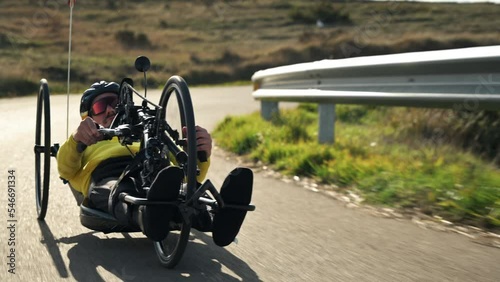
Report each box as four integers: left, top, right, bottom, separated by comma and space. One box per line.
1, 0, 500, 96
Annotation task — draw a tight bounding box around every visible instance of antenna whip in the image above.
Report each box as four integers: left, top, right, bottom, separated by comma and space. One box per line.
66, 0, 76, 138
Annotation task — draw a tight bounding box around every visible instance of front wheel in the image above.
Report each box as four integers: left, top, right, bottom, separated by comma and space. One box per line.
158, 75, 198, 199
153, 218, 192, 269
156, 75, 197, 268
34, 79, 51, 220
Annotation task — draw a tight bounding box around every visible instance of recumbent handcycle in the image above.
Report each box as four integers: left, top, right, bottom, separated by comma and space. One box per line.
33, 56, 255, 268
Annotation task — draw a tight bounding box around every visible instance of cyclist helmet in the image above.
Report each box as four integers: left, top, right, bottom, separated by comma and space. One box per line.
80, 81, 120, 119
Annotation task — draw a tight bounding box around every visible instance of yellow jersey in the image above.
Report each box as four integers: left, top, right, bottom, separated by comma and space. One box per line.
57, 135, 210, 196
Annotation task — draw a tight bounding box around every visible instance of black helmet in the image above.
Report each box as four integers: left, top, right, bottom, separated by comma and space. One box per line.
80, 81, 120, 118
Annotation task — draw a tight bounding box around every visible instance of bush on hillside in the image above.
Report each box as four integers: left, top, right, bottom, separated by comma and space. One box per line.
289, 1, 351, 25
115, 30, 153, 49
0, 78, 38, 98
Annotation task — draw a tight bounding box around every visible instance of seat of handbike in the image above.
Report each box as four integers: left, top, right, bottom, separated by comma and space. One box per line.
79, 199, 141, 233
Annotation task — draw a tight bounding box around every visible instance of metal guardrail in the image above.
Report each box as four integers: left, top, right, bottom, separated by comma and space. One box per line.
251, 45, 500, 143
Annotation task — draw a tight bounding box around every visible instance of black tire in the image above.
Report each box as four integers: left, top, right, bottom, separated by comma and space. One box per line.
34, 79, 51, 220
159, 75, 197, 196
155, 76, 197, 268
153, 220, 192, 269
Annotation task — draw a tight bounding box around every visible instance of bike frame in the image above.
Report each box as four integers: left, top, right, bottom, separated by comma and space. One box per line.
104, 81, 226, 227
34, 56, 255, 268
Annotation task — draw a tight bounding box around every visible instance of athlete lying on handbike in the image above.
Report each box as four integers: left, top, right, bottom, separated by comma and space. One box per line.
57, 80, 252, 246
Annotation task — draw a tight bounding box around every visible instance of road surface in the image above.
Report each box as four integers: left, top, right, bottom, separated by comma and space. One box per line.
0, 85, 498, 281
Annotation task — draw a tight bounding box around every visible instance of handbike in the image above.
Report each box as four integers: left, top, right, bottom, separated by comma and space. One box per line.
33, 56, 255, 268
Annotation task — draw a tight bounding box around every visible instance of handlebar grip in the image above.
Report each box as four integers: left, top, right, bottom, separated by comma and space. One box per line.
197, 150, 208, 162
76, 129, 113, 153
76, 122, 103, 153
77, 142, 87, 153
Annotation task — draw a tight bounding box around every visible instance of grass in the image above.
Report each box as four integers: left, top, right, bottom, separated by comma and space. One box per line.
1, 0, 500, 96
213, 105, 500, 229
1, 0, 499, 228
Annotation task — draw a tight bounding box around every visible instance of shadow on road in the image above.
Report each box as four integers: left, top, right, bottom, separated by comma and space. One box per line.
38, 220, 70, 278
39, 221, 260, 281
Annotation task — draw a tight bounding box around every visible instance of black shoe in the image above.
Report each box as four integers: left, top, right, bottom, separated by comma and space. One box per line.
141, 166, 184, 241
212, 167, 253, 247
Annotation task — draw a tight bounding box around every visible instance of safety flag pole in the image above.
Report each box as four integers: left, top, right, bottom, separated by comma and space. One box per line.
66, 0, 76, 138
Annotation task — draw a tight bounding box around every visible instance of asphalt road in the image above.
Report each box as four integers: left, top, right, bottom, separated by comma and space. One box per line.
0, 85, 499, 282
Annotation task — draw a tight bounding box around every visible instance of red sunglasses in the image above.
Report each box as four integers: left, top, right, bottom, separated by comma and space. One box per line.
91, 96, 118, 116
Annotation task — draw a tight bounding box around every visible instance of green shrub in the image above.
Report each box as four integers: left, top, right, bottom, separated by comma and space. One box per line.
115, 30, 153, 49
182, 69, 231, 85
257, 143, 300, 165
159, 20, 168, 28
213, 114, 266, 154
336, 105, 371, 124
289, 1, 351, 25
213, 104, 500, 228
0, 78, 38, 97
297, 103, 317, 113
388, 108, 500, 165
216, 50, 242, 64
0, 33, 12, 48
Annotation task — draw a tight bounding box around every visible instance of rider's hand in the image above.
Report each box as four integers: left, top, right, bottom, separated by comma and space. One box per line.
183, 125, 212, 159
73, 117, 103, 146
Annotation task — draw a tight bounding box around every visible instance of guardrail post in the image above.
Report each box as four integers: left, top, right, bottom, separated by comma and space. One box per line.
261, 101, 279, 120
318, 103, 335, 144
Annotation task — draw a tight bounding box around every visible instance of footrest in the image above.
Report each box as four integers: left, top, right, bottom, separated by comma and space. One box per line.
119, 193, 178, 206
213, 167, 253, 247
223, 203, 256, 211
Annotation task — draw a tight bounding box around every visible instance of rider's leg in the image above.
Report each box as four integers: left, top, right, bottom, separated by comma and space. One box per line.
212, 167, 253, 247
109, 177, 141, 226
69, 184, 84, 206
140, 166, 184, 241
88, 177, 118, 212
191, 186, 214, 232
88, 177, 140, 227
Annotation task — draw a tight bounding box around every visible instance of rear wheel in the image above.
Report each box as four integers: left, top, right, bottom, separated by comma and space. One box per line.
154, 76, 197, 268
34, 79, 51, 220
